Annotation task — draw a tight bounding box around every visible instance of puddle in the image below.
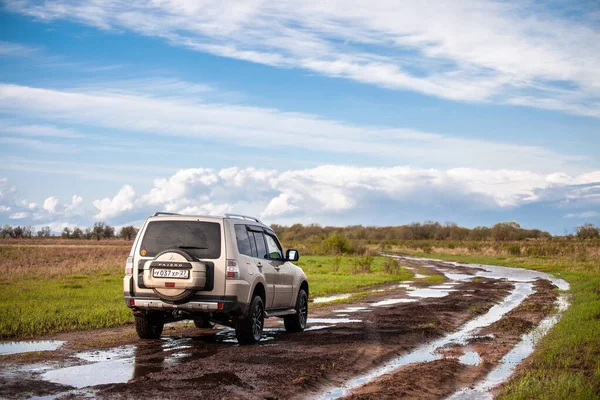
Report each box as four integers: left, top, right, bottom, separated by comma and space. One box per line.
0, 340, 65, 356
407, 288, 456, 298
414, 273, 429, 279
333, 306, 372, 313
317, 282, 534, 399
447, 294, 569, 399
371, 298, 418, 307
397, 283, 413, 289
307, 318, 362, 324
458, 351, 482, 366
430, 285, 456, 289
444, 272, 474, 282
41, 354, 135, 388
312, 294, 352, 303
305, 325, 334, 331
38, 330, 256, 388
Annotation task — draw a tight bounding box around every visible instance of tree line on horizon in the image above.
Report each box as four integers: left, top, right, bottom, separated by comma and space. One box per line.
0, 220, 598, 241
271, 221, 600, 242
0, 222, 138, 240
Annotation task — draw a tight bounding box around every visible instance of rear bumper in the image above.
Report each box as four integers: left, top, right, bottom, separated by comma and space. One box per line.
124, 294, 246, 315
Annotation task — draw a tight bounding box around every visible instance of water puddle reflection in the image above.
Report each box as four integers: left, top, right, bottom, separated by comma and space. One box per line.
0, 340, 64, 356
312, 294, 352, 303
317, 282, 534, 399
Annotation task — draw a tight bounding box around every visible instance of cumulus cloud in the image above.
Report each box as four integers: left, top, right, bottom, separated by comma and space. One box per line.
88, 166, 600, 223
9, 212, 28, 220
43, 196, 59, 213
93, 185, 136, 220
7, 1, 600, 116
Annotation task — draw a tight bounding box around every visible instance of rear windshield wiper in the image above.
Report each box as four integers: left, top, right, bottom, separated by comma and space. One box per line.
178, 246, 208, 250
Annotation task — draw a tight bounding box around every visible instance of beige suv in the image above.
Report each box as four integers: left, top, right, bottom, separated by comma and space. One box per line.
123, 213, 309, 344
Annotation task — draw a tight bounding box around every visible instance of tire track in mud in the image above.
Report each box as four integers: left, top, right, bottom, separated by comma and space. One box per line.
0, 256, 568, 400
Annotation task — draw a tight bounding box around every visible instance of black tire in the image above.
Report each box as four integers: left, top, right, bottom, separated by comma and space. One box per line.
135, 314, 164, 339
151, 248, 198, 304
235, 295, 264, 345
193, 315, 215, 329
284, 289, 308, 332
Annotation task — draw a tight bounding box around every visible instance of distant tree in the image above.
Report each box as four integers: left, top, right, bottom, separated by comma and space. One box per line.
120, 226, 138, 240
61, 227, 71, 239
23, 226, 34, 238
84, 228, 93, 240
12, 226, 23, 238
71, 227, 83, 239
1, 225, 12, 239
37, 226, 52, 237
470, 226, 491, 240
92, 222, 106, 241
575, 223, 600, 239
103, 225, 115, 240
490, 222, 522, 241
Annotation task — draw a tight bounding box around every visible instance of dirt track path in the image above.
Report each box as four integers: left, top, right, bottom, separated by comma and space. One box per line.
0, 256, 566, 400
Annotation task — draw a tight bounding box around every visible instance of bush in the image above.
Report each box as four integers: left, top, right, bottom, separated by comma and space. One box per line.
331, 255, 341, 273
383, 258, 400, 274
508, 244, 522, 256
352, 255, 373, 274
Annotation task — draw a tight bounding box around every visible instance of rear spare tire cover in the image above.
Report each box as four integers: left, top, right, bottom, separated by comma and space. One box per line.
150, 248, 204, 304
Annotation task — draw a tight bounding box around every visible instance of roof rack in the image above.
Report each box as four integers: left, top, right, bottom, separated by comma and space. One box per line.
225, 213, 264, 225
153, 212, 180, 217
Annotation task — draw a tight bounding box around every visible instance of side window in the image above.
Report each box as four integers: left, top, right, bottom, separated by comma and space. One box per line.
265, 234, 283, 260
250, 231, 268, 259
234, 225, 252, 257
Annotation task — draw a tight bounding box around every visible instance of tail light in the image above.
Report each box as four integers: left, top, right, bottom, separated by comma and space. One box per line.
226, 259, 239, 279
125, 256, 134, 275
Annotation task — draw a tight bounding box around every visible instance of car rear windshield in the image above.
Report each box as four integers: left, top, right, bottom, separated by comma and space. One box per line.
139, 221, 221, 259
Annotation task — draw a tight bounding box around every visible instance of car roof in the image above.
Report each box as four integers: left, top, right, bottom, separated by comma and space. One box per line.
147, 213, 270, 229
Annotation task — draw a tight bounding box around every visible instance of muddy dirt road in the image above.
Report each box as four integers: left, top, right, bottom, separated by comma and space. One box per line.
0, 256, 568, 400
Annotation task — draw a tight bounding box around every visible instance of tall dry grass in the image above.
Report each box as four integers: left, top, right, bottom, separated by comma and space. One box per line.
0, 243, 130, 281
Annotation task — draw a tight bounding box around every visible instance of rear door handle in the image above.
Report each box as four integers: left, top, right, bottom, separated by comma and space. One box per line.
274, 265, 280, 271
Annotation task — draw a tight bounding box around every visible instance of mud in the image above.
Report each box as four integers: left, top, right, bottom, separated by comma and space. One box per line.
0, 256, 565, 400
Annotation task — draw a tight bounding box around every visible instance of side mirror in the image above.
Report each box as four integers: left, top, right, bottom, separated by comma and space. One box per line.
286, 249, 299, 262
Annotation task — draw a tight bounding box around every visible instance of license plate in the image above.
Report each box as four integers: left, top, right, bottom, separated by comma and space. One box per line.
152, 269, 189, 279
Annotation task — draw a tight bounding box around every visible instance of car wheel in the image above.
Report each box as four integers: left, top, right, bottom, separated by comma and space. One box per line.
193, 315, 215, 329
134, 313, 164, 339
235, 295, 264, 345
284, 289, 308, 332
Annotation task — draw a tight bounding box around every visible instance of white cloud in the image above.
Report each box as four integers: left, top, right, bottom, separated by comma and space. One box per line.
9, 212, 28, 220
564, 211, 599, 219
7, 1, 600, 116
43, 196, 59, 213
0, 122, 84, 138
89, 166, 600, 222
0, 205, 10, 212
0, 82, 587, 173
93, 185, 136, 220
0, 40, 39, 57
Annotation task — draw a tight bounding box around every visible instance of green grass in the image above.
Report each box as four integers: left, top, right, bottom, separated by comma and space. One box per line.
406, 250, 600, 400
297, 255, 413, 297
0, 270, 132, 338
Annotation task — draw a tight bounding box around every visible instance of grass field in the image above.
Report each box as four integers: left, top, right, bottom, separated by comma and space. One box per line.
0, 243, 132, 338
296, 255, 413, 297
0, 241, 413, 338
398, 247, 600, 400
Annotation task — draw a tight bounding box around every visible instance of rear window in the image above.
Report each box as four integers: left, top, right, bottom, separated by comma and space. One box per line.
139, 221, 221, 259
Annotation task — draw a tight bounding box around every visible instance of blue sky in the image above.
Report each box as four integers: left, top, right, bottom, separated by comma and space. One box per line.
0, 1, 598, 234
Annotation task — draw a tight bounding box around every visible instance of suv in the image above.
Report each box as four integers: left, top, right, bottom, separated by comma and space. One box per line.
123, 213, 309, 344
